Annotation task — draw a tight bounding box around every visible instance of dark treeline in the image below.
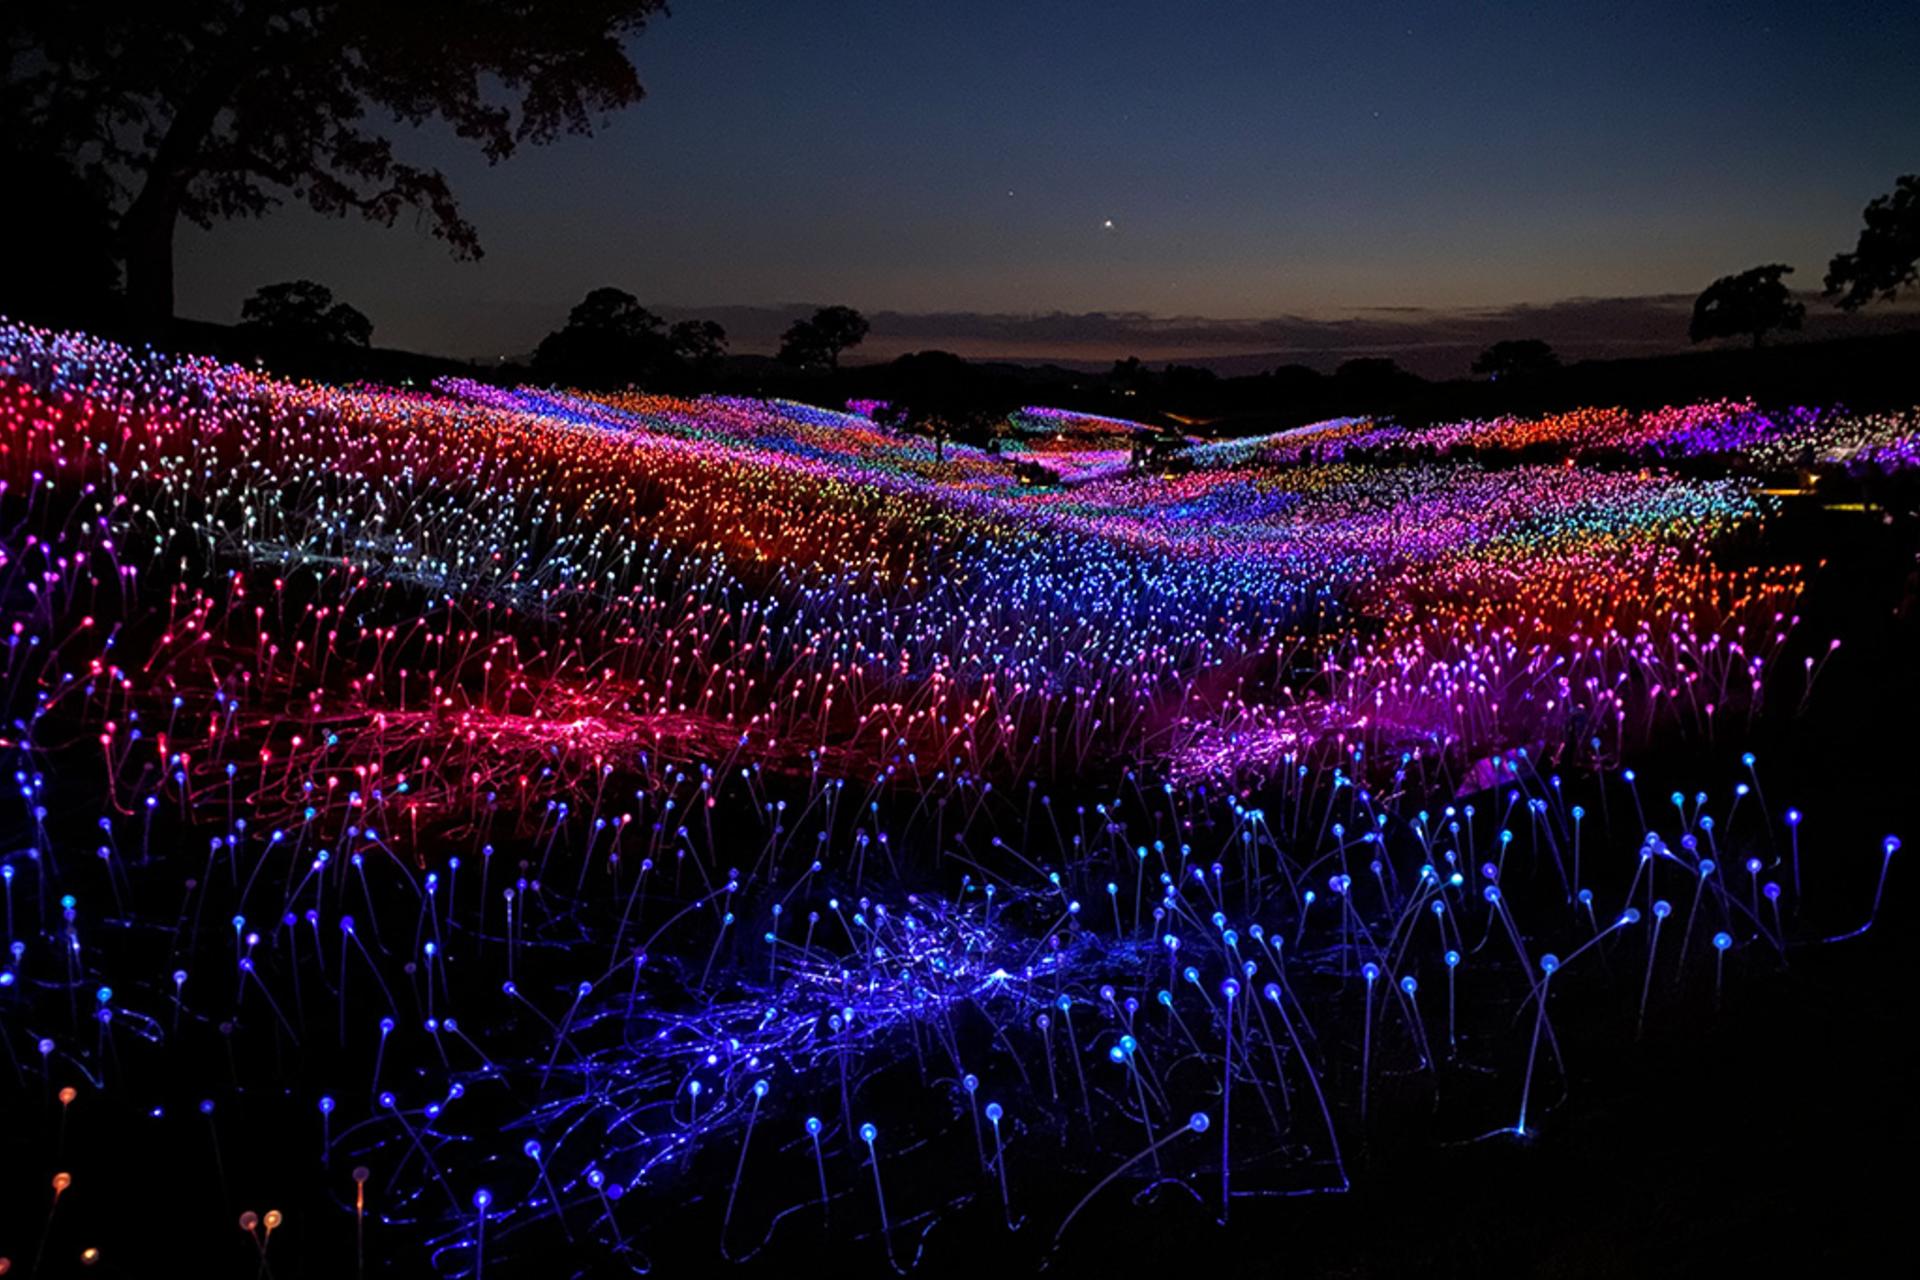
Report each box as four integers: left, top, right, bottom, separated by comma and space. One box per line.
42, 315, 1920, 436
743, 331, 1920, 436
1389, 330, 1920, 425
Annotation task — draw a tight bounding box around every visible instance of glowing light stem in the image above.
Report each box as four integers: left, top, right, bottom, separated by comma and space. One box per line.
859, 1123, 901, 1272
1265, 977, 1347, 1186
985, 1102, 1019, 1230
1516, 956, 1557, 1136
1219, 979, 1238, 1220
720, 1080, 767, 1257
471, 1189, 491, 1280
806, 1117, 830, 1228
1053, 1113, 1209, 1250
1637, 905, 1668, 1038
1360, 964, 1377, 1125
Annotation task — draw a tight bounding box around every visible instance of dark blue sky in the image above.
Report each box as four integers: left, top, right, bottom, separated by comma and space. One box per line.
176, 1, 1920, 365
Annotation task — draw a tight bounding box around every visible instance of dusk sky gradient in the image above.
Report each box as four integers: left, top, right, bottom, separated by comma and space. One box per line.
173, 0, 1920, 368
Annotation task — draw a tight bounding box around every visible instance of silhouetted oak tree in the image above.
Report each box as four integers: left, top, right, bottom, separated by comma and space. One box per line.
1471, 339, 1559, 380
1689, 265, 1805, 348
1, 2, 667, 322
668, 319, 728, 366
533, 287, 669, 389
778, 306, 870, 371
241, 279, 373, 346
873, 350, 1013, 463
1825, 174, 1920, 311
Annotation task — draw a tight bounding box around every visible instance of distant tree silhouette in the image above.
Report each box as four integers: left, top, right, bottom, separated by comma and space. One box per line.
1824, 174, 1920, 311
1689, 265, 1805, 348
241, 280, 373, 347
778, 306, 869, 370
1108, 356, 1147, 393
533, 287, 669, 388
1471, 339, 1559, 380
884, 349, 976, 396
668, 319, 728, 366
812, 306, 871, 366
874, 350, 1012, 463
0, 148, 120, 327
2, 3, 668, 323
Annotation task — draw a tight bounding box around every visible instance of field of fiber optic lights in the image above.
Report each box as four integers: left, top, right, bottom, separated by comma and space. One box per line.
0, 317, 1911, 1276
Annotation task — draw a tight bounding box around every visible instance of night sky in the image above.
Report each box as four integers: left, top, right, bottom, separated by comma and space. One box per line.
174, 0, 1920, 369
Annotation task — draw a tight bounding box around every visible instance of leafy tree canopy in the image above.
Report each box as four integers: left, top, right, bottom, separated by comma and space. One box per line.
778, 305, 870, 371
1824, 174, 1920, 311
241, 278, 373, 346
532, 286, 669, 389
1471, 338, 1559, 380
668, 319, 728, 366
1689, 264, 1805, 347
2, 1, 667, 320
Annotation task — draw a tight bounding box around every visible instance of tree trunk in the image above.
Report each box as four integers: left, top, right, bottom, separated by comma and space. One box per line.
121, 196, 180, 326
113, 55, 251, 327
